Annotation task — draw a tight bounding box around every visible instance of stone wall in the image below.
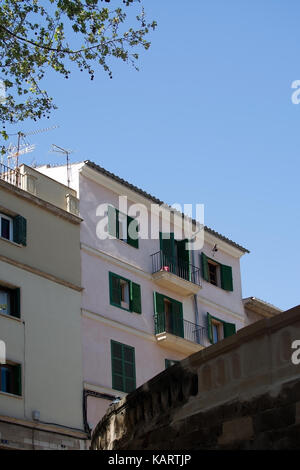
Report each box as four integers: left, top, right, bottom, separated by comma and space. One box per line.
91, 305, 300, 450
0, 419, 87, 450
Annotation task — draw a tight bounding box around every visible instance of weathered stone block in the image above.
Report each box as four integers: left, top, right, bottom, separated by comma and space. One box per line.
218, 416, 253, 446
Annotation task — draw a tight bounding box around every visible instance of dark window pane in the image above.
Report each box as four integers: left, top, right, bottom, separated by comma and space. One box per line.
212, 324, 219, 343
1, 366, 12, 393
0, 289, 10, 315
1, 218, 10, 240
208, 263, 217, 285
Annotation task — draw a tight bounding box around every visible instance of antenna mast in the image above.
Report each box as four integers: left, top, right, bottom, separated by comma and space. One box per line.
51, 144, 73, 187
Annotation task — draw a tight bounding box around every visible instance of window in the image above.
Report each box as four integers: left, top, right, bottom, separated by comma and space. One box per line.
66, 194, 79, 215
0, 363, 22, 396
201, 253, 233, 291
0, 214, 13, 241
211, 319, 223, 343
0, 287, 20, 318
108, 206, 139, 248
207, 312, 236, 344
120, 278, 130, 310
154, 292, 184, 338
207, 260, 219, 286
109, 272, 142, 314
111, 340, 136, 393
0, 213, 27, 246
165, 359, 179, 369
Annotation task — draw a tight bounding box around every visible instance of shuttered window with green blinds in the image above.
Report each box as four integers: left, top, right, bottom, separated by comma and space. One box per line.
107, 206, 139, 248
207, 312, 236, 344
127, 215, 139, 248
109, 272, 142, 314
111, 340, 136, 393
130, 281, 142, 314
201, 253, 233, 291
13, 215, 27, 246
176, 238, 191, 281
220, 264, 233, 291
160, 232, 175, 271
154, 292, 184, 338
201, 253, 210, 282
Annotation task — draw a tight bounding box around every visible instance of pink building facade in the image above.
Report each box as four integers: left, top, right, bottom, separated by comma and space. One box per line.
38, 161, 249, 432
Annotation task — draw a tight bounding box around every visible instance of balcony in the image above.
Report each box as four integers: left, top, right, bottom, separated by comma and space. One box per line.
0, 164, 24, 188
154, 312, 206, 354
151, 251, 201, 296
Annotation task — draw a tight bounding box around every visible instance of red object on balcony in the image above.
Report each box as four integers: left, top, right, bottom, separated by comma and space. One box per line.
162, 266, 170, 272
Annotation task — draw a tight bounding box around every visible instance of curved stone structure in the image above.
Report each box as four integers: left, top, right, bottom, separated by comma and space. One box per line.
91, 306, 300, 450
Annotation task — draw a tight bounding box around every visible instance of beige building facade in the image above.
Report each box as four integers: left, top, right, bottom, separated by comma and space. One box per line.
0, 164, 87, 449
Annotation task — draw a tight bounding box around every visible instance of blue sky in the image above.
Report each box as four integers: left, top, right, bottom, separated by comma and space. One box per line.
5, 0, 300, 310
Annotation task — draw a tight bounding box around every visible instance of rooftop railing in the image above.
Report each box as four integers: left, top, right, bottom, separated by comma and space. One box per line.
0, 164, 24, 188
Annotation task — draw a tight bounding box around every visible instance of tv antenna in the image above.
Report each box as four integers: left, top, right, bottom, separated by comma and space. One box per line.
6, 125, 59, 169
50, 144, 73, 187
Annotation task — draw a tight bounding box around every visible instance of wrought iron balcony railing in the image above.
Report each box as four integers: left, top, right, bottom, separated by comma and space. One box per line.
154, 311, 206, 346
0, 164, 24, 188
151, 250, 201, 286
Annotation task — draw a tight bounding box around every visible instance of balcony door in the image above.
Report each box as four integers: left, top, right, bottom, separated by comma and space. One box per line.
154, 293, 184, 339
159, 232, 191, 281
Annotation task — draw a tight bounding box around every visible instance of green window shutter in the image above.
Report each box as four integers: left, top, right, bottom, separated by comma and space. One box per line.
154, 292, 165, 314
15, 364, 22, 396
154, 292, 165, 334
220, 264, 233, 291
111, 340, 136, 393
223, 321, 236, 338
127, 216, 139, 249
207, 312, 213, 344
159, 232, 175, 270
171, 300, 184, 338
111, 340, 124, 392
109, 272, 121, 306
123, 344, 136, 393
13, 215, 27, 246
177, 239, 191, 280
11, 288, 20, 318
108, 206, 118, 238
130, 282, 142, 314
201, 253, 209, 282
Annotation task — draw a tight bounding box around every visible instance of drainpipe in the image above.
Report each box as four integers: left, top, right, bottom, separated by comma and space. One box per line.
191, 239, 201, 344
